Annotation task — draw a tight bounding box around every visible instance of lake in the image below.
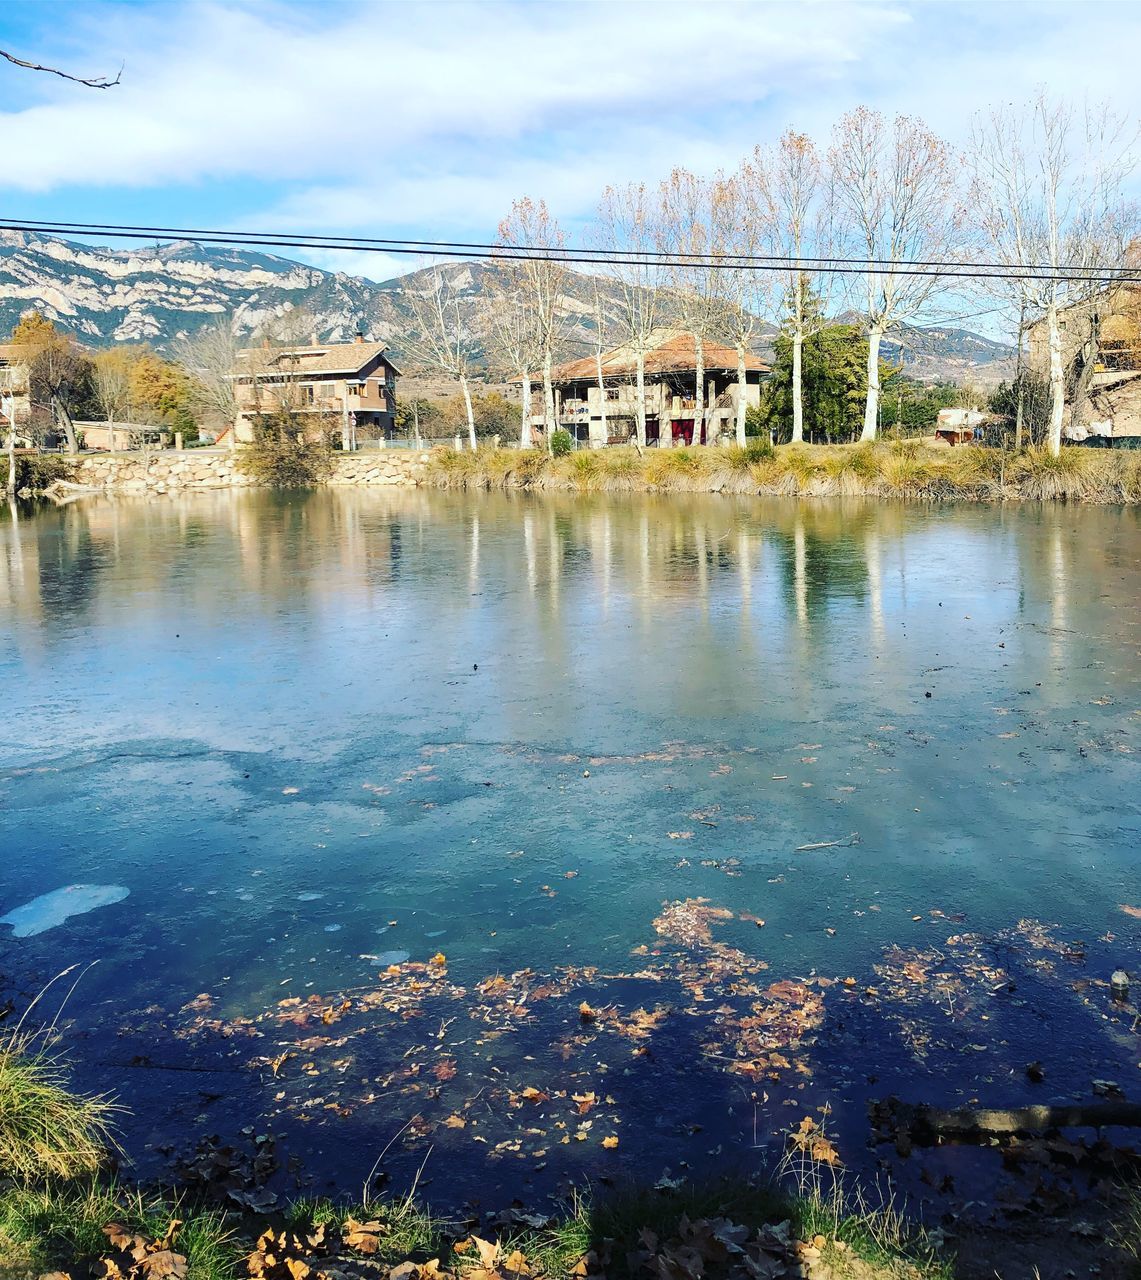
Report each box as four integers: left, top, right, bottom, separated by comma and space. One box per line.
1, 489, 1138, 1210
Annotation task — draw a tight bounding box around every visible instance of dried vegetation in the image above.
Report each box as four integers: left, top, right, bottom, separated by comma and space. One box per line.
426, 443, 1141, 504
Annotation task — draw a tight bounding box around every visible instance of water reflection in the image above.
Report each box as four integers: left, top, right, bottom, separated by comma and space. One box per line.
2, 487, 1139, 1205
3, 492, 1139, 669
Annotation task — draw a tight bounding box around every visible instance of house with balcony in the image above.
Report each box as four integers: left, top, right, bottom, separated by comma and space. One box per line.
232, 335, 400, 447
531, 329, 769, 447
0, 343, 36, 444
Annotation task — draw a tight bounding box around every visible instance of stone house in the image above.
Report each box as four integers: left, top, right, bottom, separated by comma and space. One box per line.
533, 329, 768, 447
232, 336, 400, 447
1027, 287, 1141, 437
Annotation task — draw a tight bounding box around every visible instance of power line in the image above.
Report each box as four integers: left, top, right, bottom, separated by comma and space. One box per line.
1, 217, 1138, 288
0, 215, 1130, 281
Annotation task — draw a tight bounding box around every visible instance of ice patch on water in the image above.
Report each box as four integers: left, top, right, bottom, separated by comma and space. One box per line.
0, 884, 130, 938
297, 892, 324, 902
324, 924, 342, 933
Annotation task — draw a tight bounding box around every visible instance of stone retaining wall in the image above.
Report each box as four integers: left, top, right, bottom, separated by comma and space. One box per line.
68, 449, 430, 494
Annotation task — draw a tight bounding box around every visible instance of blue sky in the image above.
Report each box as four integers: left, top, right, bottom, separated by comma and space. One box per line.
1, 0, 1139, 334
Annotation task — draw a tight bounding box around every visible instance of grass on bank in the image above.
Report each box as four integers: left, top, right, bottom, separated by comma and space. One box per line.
0, 1035, 117, 1184
0, 1172, 954, 1280
0, 1183, 236, 1280
425, 440, 1141, 503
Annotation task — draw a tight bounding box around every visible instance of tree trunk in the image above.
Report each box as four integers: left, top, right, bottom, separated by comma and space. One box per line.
542, 349, 555, 437
520, 375, 533, 449
734, 346, 747, 447
791, 328, 805, 445
107, 414, 116, 454
635, 352, 647, 449
460, 373, 477, 451
596, 352, 607, 446
6, 427, 15, 496
1070, 311, 1100, 432
872, 1095, 1141, 1144
1014, 300, 1025, 451
693, 334, 704, 447
56, 400, 78, 454
861, 327, 884, 443
1046, 301, 1065, 457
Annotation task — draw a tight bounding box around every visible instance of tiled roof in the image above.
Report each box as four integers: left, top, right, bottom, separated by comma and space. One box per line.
548, 329, 768, 382
235, 341, 401, 378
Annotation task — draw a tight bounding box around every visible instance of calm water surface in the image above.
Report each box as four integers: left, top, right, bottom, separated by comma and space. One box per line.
1, 489, 1137, 1206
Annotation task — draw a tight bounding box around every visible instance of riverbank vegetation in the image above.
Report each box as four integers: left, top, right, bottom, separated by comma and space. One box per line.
428, 441, 1141, 504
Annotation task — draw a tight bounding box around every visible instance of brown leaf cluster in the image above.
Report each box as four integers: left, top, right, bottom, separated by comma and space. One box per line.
97, 1220, 188, 1280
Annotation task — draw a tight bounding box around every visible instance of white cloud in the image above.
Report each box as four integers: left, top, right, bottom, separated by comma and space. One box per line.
0, 0, 898, 192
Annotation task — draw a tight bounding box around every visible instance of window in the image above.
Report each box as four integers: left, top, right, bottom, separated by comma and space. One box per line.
348, 383, 362, 397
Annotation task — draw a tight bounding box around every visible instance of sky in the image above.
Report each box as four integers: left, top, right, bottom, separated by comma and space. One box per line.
1, 0, 1140, 335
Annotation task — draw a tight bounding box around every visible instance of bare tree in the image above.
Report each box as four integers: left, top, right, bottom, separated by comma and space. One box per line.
495, 199, 569, 448
403, 267, 479, 450
91, 350, 133, 451
595, 183, 665, 448
759, 130, 838, 445
658, 168, 722, 445
714, 163, 776, 446
174, 317, 241, 450
588, 272, 615, 445
482, 279, 539, 449
969, 94, 1137, 455
829, 108, 960, 441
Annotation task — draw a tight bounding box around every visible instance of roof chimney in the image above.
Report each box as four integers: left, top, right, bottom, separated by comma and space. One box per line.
310, 331, 319, 345
354, 329, 365, 343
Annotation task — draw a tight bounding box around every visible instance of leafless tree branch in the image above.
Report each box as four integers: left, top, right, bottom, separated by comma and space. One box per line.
0, 47, 122, 88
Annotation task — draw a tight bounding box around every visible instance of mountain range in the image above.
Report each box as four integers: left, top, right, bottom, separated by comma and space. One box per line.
0, 229, 1015, 384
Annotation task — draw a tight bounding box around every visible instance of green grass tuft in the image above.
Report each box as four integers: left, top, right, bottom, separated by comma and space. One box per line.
0, 1037, 118, 1183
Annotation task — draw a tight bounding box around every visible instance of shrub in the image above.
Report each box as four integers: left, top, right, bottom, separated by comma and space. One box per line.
550, 429, 573, 457
236, 413, 334, 489
12, 454, 77, 493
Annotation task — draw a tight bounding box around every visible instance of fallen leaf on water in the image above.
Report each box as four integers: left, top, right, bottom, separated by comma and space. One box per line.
602, 1135, 619, 1149
429, 952, 447, 966
579, 1001, 598, 1021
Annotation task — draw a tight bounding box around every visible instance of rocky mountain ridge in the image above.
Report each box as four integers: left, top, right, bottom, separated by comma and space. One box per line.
0, 229, 1015, 383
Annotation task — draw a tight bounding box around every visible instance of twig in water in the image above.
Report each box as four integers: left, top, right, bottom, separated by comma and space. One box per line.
795, 832, 861, 852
